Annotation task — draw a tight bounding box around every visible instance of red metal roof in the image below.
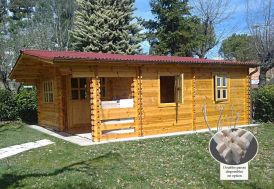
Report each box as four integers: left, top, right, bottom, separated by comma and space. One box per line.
21, 49, 258, 66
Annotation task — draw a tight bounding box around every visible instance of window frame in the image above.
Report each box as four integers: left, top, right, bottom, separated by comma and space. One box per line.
71, 78, 87, 100
43, 80, 54, 103
214, 74, 229, 102
158, 73, 184, 107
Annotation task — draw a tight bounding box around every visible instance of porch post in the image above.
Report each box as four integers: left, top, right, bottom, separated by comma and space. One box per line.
134, 67, 144, 137
90, 73, 101, 142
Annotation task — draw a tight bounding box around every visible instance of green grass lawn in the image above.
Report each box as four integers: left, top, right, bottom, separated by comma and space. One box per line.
0, 122, 273, 189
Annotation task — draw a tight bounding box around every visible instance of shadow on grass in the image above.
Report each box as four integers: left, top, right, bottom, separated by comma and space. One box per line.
0, 122, 23, 133
0, 152, 123, 189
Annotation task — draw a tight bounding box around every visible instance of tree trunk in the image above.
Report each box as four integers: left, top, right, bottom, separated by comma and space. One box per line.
197, 52, 206, 59
15, 83, 22, 94
258, 67, 267, 87
0, 71, 11, 91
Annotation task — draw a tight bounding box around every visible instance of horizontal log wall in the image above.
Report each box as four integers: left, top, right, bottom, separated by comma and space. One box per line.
193, 67, 249, 130
141, 65, 193, 136
53, 63, 250, 141
141, 65, 250, 136
37, 71, 64, 131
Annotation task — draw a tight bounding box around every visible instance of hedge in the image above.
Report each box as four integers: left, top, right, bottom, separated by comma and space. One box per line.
252, 85, 274, 123
0, 89, 37, 123
0, 90, 18, 121
15, 89, 38, 123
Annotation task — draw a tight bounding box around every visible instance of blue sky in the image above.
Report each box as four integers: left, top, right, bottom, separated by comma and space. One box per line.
134, 0, 250, 59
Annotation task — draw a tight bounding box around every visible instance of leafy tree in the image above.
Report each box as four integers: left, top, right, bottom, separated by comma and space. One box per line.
0, 0, 6, 23
32, 0, 75, 50
0, 0, 36, 91
7, 0, 35, 34
193, 23, 216, 58
0, 0, 76, 92
219, 34, 256, 62
144, 0, 203, 56
8, 0, 35, 20
71, 0, 143, 54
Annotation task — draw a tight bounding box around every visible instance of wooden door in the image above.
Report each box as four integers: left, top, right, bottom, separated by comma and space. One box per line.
68, 77, 91, 132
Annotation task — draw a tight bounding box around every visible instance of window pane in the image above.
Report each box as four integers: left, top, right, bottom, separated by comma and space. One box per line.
101, 78, 105, 85
101, 87, 106, 97
80, 90, 86, 99
71, 78, 78, 88
160, 76, 175, 103
223, 77, 227, 87
44, 81, 54, 103
44, 93, 48, 102
49, 93, 53, 102
217, 89, 221, 99
223, 90, 227, 99
217, 77, 221, 87
44, 83, 47, 92
80, 78, 86, 88
72, 90, 79, 100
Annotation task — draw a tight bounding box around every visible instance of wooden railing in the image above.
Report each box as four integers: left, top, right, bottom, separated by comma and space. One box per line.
100, 107, 138, 140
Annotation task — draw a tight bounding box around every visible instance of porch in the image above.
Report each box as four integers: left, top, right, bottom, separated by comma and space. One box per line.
64, 69, 144, 142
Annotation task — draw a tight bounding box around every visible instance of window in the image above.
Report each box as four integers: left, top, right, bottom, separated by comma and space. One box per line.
214, 75, 228, 101
71, 78, 87, 100
100, 78, 107, 98
43, 80, 54, 103
159, 74, 183, 104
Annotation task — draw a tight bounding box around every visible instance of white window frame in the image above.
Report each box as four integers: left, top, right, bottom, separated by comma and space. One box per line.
214, 74, 228, 102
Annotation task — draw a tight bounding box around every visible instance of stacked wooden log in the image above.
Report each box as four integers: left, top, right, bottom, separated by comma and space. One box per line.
213, 129, 254, 164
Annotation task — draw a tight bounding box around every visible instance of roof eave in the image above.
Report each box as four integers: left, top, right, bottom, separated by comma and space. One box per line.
52, 57, 259, 67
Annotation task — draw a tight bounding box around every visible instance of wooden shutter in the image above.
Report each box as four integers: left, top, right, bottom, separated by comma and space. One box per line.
176, 74, 184, 103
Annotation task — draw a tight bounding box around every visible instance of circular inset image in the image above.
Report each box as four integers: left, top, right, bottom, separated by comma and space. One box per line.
209, 128, 258, 165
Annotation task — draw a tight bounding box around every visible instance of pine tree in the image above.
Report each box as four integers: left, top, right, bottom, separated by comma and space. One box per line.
71, 0, 143, 54
144, 0, 203, 56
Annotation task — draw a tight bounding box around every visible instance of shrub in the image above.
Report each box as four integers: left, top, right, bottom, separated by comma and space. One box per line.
0, 89, 18, 121
0, 88, 38, 123
252, 85, 274, 123
15, 89, 38, 123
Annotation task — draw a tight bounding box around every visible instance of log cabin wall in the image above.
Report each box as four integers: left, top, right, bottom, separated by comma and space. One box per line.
141, 65, 193, 136
193, 66, 250, 130
141, 65, 250, 136
37, 71, 64, 131
58, 63, 250, 141
9, 50, 255, 142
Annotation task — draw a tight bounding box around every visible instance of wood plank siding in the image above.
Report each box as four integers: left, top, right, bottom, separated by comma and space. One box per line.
34, 64, 250, 141
10, 50, 255, 142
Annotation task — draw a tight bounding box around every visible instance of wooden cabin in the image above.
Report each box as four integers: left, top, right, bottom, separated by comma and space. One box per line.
9, 50, 257, 142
